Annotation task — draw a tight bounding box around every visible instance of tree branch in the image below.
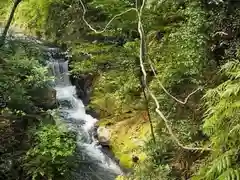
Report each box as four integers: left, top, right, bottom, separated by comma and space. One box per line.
212, 31, 228, 37
136, 0, 212, 151
0, 0, 22, 47
149, 60, 202, 105
79, 0, 212, 152
79, 0, 136, 34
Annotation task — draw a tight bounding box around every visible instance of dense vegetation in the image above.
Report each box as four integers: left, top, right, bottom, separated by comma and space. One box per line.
1, 0, 240, 179
0, 23, 76, 180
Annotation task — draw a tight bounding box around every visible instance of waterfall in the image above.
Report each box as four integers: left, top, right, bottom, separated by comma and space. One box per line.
47, 48, 122, 180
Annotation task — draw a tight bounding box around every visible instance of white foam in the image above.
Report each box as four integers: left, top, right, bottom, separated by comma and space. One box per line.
47, 50, 123, 175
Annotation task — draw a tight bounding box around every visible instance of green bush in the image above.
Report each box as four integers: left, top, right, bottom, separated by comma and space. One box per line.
0, 40, 50, 112
23, 124, 76, 180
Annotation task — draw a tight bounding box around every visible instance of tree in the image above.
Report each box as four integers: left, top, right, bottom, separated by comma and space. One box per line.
79, 0, 211, 151
0, 0, 22, 47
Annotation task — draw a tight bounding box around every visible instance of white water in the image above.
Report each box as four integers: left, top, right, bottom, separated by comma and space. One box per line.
0, 27, 43, 44
47, 48, 122, 180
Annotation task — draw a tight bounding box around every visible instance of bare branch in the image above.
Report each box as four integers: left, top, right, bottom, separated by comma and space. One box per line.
79, 0, 136, 34
149, 60, 202, 105
212, 31, 228, 37
137, 0, 212, 152
79, 0, 212, 152
148, 88, 212, 151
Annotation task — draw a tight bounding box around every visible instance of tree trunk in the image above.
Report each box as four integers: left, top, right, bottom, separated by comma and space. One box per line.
142, 84, 156, 144
0, 0, 22, 47
136, 58, 156, 144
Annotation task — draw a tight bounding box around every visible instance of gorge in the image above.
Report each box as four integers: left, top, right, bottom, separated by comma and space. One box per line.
1, 0, 240, 180
47, 47, 123, 180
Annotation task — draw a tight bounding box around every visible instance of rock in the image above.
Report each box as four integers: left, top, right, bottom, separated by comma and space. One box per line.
97, 126, 110, 146
132, 138, 145, 147
70, 73, 96, 105
0, 96, 7, 108
132, 155, 139, 163
92, 125, 99, 139
30, 87, 57, 110
86, 106, 99, 119
58, 99, 73, 109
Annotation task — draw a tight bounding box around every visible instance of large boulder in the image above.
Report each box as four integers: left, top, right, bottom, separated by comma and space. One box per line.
30, 87, 57, 110
70, 73, 95, 105
97, 126, 110, 147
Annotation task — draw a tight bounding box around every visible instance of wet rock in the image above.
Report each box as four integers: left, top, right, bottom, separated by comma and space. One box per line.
58, 99, 73, 109
30, 87, 57, 110
70, 74, 96, 105
86, 106, 99, 119
92, 125, 99, 139
97, 126, 110, 147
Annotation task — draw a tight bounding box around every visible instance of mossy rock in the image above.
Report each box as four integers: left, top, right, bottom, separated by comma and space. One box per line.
116, 175, 127, 180
118, 154, 133, 169
99, 111, 151, 169
97, 118, 114, 126
29, 87, 57, 110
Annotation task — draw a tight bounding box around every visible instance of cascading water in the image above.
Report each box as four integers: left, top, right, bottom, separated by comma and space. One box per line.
47, 47, 122, 180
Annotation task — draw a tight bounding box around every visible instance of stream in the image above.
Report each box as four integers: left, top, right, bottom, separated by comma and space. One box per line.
1, 28, 123, 179
47, 47, 122, 180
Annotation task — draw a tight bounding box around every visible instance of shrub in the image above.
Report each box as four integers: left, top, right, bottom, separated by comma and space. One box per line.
23, 124, 76, 180
0, 40, 50, 112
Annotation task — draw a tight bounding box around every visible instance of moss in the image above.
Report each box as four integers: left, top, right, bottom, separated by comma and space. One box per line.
99, 111, 150, 169
97, 118, 114, 126
116, 175, 128, 180
118, 154, 133, 169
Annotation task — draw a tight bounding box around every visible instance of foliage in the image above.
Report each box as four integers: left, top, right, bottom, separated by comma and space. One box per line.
129, 138, 175, 180
2, 0, 240, 179
23, 124, 76, 180
0, 40, 50, 112
149, 2, 207, 87
70, 0, 211, 179
70, 39, 141, 117
193, 61, 240, 180
0, 2, 79, 179
0, 0, 10, 23
13, 0, 62, 33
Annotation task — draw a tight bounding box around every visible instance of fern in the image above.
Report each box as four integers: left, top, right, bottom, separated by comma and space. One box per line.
193, 61, 240, 180
217, 168, 240, 180
203, 61, 240, 141
207, 152, 232, 176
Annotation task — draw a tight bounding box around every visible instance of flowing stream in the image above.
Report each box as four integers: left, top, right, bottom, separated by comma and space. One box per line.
47, 47, 122, 180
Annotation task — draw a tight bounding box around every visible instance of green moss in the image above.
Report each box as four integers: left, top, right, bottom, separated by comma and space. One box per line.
99, 111, 151, 169
96, 118, 114, 126
118, 154, 133, 169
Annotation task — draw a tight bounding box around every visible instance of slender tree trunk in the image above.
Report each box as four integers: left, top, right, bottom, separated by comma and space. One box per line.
137, 4, 156, 144
142, 82, 156, 144
0, 0, 22, 47
137, 57, 156, 143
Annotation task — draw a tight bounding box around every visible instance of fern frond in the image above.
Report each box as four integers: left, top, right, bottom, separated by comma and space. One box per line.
205, 152, 232, 178
221, 61, 240, 79
229, 124, 240, 136
217, 168, 240, 180
220, 83, 240, 97
194, 61, 240, 180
